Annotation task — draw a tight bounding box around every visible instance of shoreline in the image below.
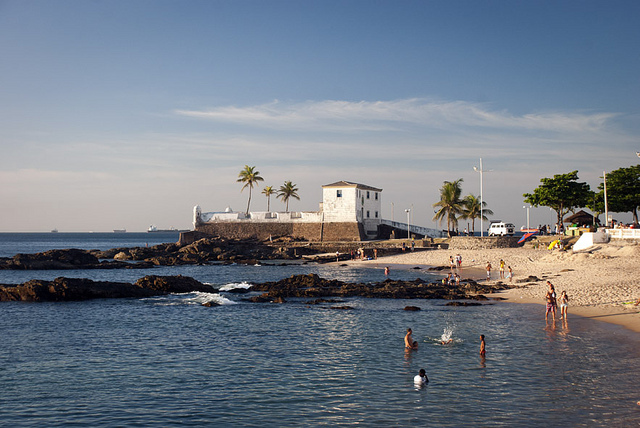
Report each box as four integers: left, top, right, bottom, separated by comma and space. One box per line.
337, 245, 640, 334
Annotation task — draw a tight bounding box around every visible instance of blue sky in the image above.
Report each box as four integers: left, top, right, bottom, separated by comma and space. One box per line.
1, 0, 639, 232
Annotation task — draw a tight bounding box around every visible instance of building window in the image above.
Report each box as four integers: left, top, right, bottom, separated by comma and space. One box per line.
367, 210, 370, 218
337, 190, 342, 198
375, 211, 379, 218
375, 193, 378, 200
367, 191, 370, 199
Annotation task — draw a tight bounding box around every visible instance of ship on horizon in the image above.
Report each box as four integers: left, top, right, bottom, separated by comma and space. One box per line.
147, 225, 188, 233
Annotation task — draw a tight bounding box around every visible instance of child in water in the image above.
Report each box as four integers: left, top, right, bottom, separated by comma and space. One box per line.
479, 335, 486, 356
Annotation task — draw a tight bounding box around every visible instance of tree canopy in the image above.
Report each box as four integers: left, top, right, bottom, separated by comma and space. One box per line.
237, 165, 264, 215
523, 171, 591, 225
598, 165, 640, 223
460, 194, 493, 234
277, 181, 300, 212
432, 179, 465, 237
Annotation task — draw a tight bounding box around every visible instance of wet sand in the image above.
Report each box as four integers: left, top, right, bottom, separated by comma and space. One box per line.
339, 244, 640, 333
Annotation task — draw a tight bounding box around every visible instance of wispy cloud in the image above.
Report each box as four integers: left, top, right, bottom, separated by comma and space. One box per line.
175, 98, 620, 135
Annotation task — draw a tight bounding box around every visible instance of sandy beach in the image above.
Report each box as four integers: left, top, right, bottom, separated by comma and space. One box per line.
340, 243, 640, 333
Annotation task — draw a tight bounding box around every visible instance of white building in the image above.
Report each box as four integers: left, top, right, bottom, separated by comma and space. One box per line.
321, 181, 382, 238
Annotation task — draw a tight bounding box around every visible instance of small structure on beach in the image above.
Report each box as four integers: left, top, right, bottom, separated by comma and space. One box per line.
564, 210, 600, 227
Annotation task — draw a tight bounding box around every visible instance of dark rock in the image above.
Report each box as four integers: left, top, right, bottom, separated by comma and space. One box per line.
202, 301, 221, 307
0, 275, 213, 302
404, 306, 421, 311
330, 306, 354, 310
306, 298, 344, 305
445, 301, 483, 306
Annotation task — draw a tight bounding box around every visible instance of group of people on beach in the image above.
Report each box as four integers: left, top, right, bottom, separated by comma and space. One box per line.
405, 327, 486, 386
545, 280, 569, 321
485, 259, 512, 282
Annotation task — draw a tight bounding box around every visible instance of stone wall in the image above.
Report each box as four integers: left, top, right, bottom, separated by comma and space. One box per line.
448, 236, 521, 250
187, 221, 367, 243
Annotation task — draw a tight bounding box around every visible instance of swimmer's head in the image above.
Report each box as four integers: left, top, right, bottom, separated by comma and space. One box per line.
407, 328, 412, 333
419, 369, 426, 376
480, 334, 485, 340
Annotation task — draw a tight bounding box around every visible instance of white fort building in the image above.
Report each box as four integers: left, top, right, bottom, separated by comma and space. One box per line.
190, 180, 442, 242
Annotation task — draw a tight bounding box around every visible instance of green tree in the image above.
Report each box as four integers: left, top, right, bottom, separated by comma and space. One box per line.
599, 165, 640, 223
460, 194, 494, 235
586, 190, 604, 225
237, 165, 264, 215
523, 171, 591, 226
432, 179, 465, 237
277, 181, 300, 212
262, 185, 275, 212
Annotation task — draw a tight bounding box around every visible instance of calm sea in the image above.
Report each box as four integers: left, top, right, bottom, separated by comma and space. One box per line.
0, 233, 639, 427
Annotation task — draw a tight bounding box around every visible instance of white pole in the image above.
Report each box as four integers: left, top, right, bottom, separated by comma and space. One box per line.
603, 170, 609, 227
406, 209, 411, 239
479, 158, 484, 237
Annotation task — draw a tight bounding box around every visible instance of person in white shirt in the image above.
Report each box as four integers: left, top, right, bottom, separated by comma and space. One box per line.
414, 368, 429, 385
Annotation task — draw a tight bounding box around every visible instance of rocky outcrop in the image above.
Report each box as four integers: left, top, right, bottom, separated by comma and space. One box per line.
0, 237, 301, 270
246, 273, 511, 302
0, 275, 213, 302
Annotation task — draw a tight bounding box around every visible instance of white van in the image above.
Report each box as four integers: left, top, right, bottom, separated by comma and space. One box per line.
488, 221, 515, 236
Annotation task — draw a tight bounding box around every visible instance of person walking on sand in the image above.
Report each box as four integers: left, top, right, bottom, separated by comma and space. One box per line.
450, 255, 455, 271
486, 262, 492, 281
545, 281, 557, 321
559, 290, 569, 319
479, 335, 486, 356
405, 328, 418, 350
456, 253, 462, 269
499, 259, 505, 279
507, 266, 513, 283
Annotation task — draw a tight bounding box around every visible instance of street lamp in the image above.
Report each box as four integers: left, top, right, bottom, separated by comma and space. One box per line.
473, 158, 492, 237
523, 205, 531, 231
405, 209, 411, 239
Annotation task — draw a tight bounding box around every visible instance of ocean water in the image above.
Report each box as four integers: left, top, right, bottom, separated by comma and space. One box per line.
0, 234, 639, 427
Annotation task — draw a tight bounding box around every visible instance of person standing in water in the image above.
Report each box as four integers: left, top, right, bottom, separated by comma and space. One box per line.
405, 328, 418, 350
545, 281, 557, 321
486, 262, 492, 281
559, 290, 569, 319
414, 368, 429, 385
479, 335, 486, 356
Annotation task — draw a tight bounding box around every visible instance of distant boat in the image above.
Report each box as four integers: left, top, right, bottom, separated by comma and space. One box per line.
147, 225, 188, 233
51, 228, 59, 233
113, 229, 127, 233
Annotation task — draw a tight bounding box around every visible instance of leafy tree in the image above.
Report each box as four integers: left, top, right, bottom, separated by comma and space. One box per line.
262, 186, 275, 212
460, 194, 494, 235
523, 171, 591, 226
586, 190, 604, 224
598, 165, 640, 223
237, 165, 264, 215
277, 181, 300, 212
432, 179, 465, 237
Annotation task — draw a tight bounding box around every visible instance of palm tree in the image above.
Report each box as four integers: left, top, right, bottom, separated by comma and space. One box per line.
262, 185, 275, 212
277, 181, 300, 212
460, 194, 494, 235
432, 179, 465, 237
237, 165, 264, 215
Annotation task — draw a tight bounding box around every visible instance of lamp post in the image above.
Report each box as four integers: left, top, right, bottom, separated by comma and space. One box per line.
405, 209, 411, 239
523, 205, 531, 231
473, 158, 492, 237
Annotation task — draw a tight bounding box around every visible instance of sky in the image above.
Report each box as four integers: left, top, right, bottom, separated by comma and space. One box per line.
1, 0, 639, 232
